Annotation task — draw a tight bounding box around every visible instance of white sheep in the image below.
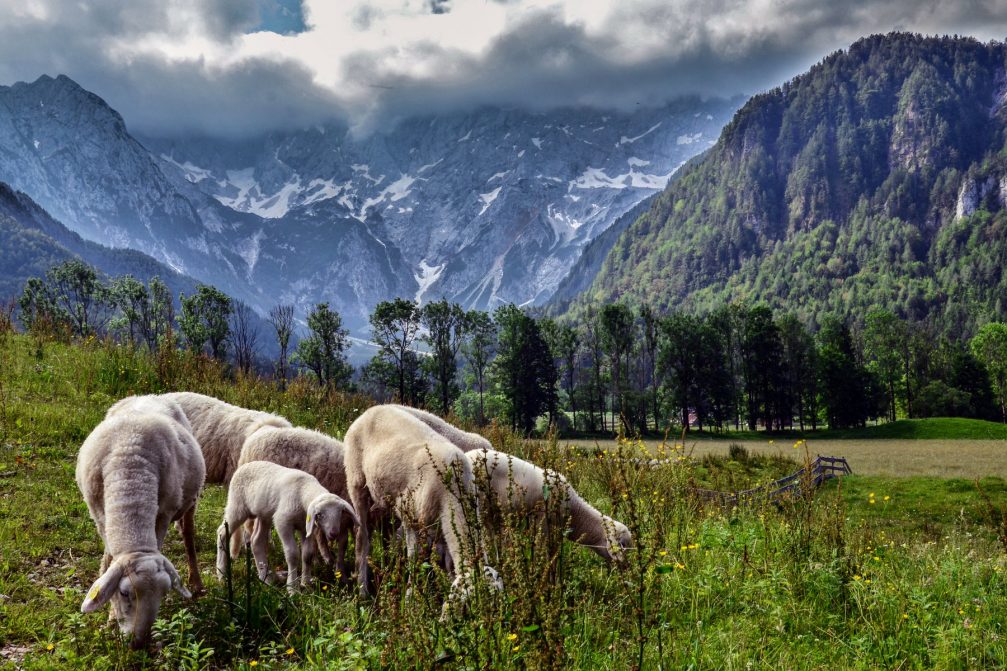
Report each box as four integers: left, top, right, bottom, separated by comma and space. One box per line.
467, 448, 633, 563
215, 461, 358, 591
236, 426, 351, 578
344, 404, 499, 603
390, 405, 492, 453
160, 391, 291, 484
77, 400, 205, 649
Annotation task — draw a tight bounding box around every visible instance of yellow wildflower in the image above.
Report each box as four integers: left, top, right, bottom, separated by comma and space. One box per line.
507, 633, 518, 641
286, 648, 295, 655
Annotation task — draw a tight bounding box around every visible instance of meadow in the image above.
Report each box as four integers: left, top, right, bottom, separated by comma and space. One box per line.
2, 332, 1007, 669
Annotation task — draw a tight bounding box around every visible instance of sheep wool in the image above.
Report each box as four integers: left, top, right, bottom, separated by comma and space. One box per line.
216, 461, 358, 591
76, 400, 205, 649
237, 426, 351, 576
390, 404, 492, 453
344, 404, 495, 599
161, 391, 291, 484
467, 448, 633, 562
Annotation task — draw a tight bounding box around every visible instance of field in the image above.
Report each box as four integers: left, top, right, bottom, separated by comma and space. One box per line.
2, 333, 1007, 669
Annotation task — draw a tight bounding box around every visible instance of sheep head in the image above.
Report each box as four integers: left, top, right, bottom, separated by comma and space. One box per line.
306, 494, 359, 543
596, 516, 634, 564
80, 551, 190, 649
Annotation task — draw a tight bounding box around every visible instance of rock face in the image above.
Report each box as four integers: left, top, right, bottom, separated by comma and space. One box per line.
0, 73, 739, 331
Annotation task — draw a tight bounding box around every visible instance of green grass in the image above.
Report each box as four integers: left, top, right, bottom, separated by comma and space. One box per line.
3, 332, 1007, 669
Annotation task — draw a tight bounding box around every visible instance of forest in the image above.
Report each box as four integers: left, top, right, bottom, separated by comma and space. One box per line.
13, 258, 1007, 437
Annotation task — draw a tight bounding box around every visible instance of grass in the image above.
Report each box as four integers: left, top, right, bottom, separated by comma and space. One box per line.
3, 332, 1007, 669
566, 439, 1007, 479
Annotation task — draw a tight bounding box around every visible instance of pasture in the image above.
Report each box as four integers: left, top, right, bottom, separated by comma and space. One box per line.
1, 334, 1007, 669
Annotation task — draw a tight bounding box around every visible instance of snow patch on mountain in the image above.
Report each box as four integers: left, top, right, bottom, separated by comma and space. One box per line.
616, 122, 662, 147
676, 132, 703, 145
569, 166, 673, 190
236, 229, 265, 279
479, 186, 501, 216
415, 259, 446, 303
361, 174, 415, 217
160, 154, 214, 183
532, 137, 543, 150
627, 157, 650, 167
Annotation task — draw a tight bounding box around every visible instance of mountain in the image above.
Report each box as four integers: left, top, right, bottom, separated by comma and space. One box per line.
0, 74, 739, 332
0, 180, 200, 301
141, 101, 740, 315
569, 33, 1007, 336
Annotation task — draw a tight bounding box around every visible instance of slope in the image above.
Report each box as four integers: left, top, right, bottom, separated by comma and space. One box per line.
577, 33, 1007, 336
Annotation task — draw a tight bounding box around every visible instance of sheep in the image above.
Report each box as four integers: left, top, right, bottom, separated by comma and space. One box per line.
236, 426, 352, 578
390, 404, 492, 453
466, 448, 632, 563
215, 461, 358, 591
160, 391, 291, 484
344, 404, 500, 603
76, 402, 205, 649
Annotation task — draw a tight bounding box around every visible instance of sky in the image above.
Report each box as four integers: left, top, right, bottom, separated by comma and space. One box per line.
1, 0, 1005, 137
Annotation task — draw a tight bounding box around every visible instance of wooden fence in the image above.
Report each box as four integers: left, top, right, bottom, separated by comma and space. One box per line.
690, 455, 852, 507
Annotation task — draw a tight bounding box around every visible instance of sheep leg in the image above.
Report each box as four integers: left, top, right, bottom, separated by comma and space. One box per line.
350, 486, 374, 597
230, 519, 254, 558
250, 516, 273, 584
179, 505, 204, 595
335, 530, 350, 584
300, 531, 316, 588
277, 525, 300, 592
314, 532, 335, 565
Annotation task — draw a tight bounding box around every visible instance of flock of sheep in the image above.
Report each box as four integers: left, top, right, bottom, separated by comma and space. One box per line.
74, 392, 633, 649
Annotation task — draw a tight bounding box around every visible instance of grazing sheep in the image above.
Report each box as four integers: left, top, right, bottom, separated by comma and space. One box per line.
467, 448, 633, 563
236, 427, 351, 577
215, 461, 358, 591
161, 391, 291, 484
391, 405, 492, 453
76, 406, 205, 649
344, 404, 499, 602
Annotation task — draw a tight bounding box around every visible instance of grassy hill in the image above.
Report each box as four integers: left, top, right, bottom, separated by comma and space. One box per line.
2, 332, 1007, 668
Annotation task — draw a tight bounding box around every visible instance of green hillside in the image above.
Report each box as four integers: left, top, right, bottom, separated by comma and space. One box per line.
576, 34, 1007, 336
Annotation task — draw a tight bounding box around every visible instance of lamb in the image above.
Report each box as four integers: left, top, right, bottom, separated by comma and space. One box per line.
215, 461, 358, 591
77, 398, 205, 649
390, 405, 492, 453
160, 391, 291, 484
236, 426, 352, 577
344, 404, 499, 601
466, 448, 632, 563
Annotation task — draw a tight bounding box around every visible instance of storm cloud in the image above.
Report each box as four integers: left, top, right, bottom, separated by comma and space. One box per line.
1, 0, 1005, 137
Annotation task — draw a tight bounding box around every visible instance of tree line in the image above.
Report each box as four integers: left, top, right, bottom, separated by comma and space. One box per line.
15, 259, 1007, 434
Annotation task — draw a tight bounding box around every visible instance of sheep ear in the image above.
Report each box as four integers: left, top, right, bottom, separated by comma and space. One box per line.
305, 508, 316, 537
341, 501, 360, 530
80, 562, 123, 614
161, 556, 191, 599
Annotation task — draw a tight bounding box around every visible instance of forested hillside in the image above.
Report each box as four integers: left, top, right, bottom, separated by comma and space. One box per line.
576, 34, 1007, 337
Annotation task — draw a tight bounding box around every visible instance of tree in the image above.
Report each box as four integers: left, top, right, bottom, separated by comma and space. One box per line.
18, 277, 61, 334
492, 305, 557, 434
640, 305, 660, 432
370, 298, 422, 403
179, 284, 232, 359
599, 304, 635, 433
421, 300, 466, 415
268, 304, 295, 390
230, 301, 260, 376
49, 260, 112, 337
818, 315, 872, 429
658, 312, 701, 431
295, 303, 351, 390
970, 322, 1007, 422
863, 309, 906, 422
779, 314, 818, 431
541, 318, 580, 429
741, 306, 786, 430
461, 310, 496, 425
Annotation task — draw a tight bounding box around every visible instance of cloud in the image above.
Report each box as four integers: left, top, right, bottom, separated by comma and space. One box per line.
0, 0, 1005, 137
